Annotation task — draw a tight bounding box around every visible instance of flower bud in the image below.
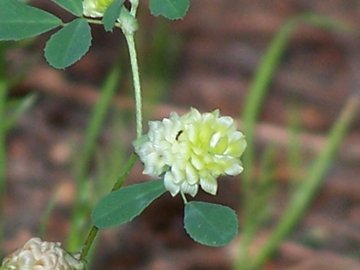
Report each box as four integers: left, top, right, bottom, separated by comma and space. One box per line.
134, 108, 247, 197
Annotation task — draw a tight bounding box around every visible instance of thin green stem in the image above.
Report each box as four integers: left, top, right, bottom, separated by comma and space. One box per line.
111, 153, 138, 191
86, 17, 123, 29
130, 0, 139, 17
80, 153, 138, 261
125, 33, 143, 138
80, 1, 143, 261
180, 191, 188, 204
250, 96, 359, 269
85, 18, 103, 25
80, 226, 99, 262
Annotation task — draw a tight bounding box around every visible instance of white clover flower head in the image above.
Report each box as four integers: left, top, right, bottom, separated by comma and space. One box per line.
134, 108, 247, 197
83, 0, 113, 18
1, 238, 84, 270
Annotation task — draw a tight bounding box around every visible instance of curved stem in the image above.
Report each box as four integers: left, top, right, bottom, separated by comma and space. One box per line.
125, 33, 143, 138
80, 153, 138, 261
180, 191, 188, 204
80, 0, 143, 262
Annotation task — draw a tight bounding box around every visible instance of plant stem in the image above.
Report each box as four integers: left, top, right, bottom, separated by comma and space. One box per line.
80, 153, 138, 261
0, 81, 7, 257
250, 95, 359, 269
80, 226, 99, 262
125, 33, 143, 138
180, 192, 188, 204
130, 0, 139, 17
111, 153, 138, 191
80, 1, 143, 261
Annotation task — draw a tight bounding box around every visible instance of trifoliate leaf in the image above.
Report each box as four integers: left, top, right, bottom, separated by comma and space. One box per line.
44, 18, 92, 69
0, 0, 62, 41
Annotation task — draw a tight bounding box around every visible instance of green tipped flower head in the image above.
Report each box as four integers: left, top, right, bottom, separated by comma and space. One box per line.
134, 108, 246, 197
83, 0, 113, 17
1, 238, 84, 270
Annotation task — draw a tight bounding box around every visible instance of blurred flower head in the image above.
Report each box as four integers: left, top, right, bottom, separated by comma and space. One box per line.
83, 0, 113, 17
1, 238, 84, 270
134, 108, 246, 197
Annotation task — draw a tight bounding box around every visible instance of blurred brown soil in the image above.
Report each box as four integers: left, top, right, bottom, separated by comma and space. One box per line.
2, 0, 360, 269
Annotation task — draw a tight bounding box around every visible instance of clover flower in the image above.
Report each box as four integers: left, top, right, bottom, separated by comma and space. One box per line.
134, 108, 246, 197
1, 238, 84, 270
83, 0, 113, 17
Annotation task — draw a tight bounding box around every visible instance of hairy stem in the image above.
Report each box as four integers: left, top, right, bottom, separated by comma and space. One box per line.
125, 33, 143, 138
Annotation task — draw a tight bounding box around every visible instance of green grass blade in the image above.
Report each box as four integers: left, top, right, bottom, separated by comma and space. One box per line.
241, 13, 352, 185
5, 94, 37, 132
67, 65, 121, 251
238, 13, 353, 270
241, 21, 295, 185
251, 96, 359, 269
39, 189, 60, 238
287, 105, 302, 183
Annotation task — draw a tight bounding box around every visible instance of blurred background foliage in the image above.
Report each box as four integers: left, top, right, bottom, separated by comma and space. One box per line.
0, 0, 359, 269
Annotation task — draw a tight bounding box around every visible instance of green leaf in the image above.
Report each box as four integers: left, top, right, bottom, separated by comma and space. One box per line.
184, 201, 238, 247
0, 0, 62, 41
51, 0, 83, 17
92, 180, 166, 228
102, 0, 125, 32
149, 0, 190, 20
44, 18, 92, 69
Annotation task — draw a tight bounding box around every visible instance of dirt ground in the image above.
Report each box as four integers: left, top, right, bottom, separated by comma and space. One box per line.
2, 0, 360, 269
